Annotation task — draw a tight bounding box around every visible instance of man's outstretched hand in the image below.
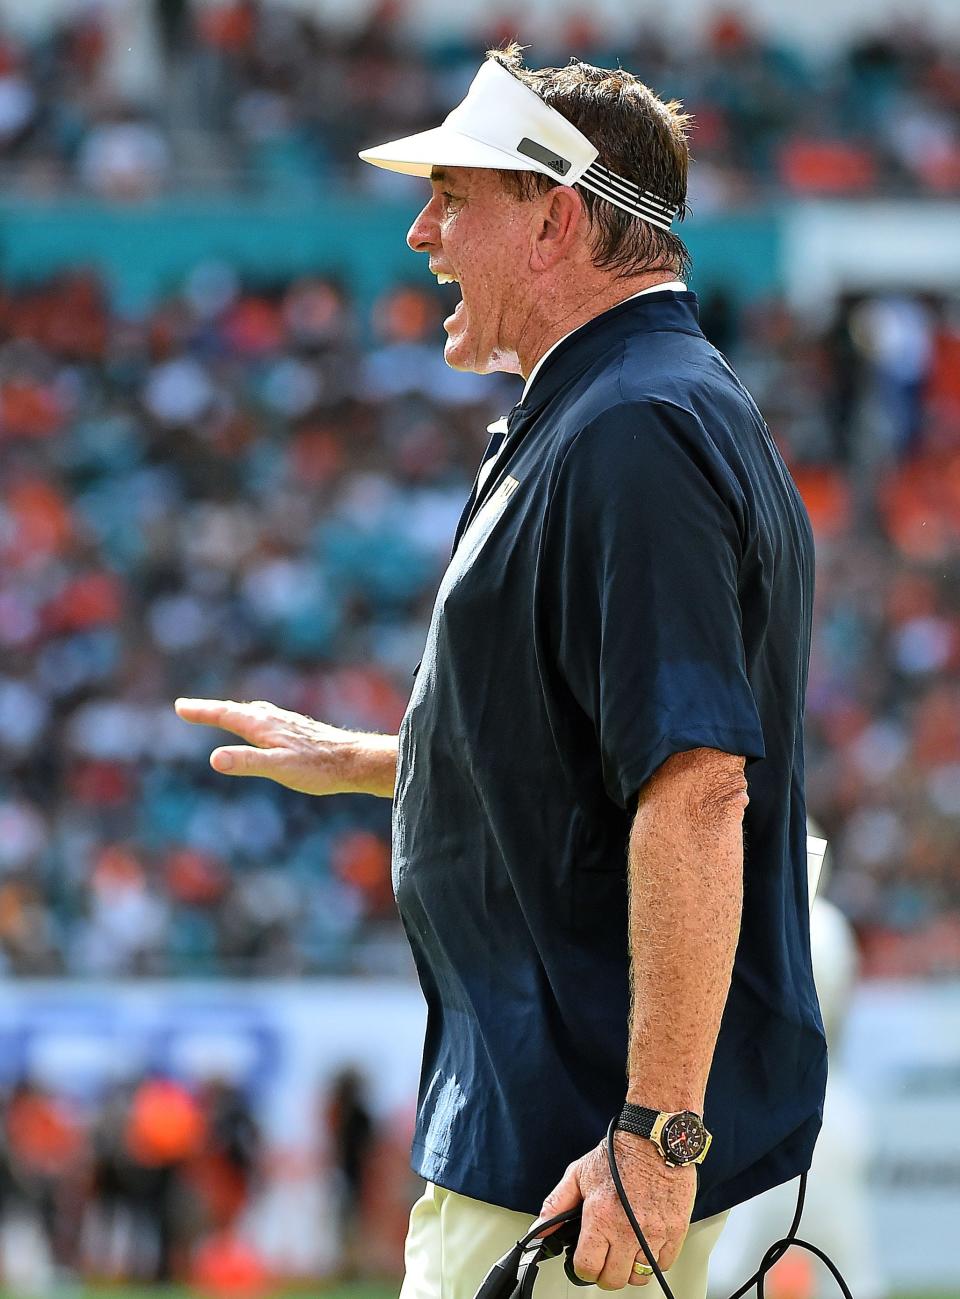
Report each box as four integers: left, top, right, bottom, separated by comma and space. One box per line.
538, 1132, 696, 1290
174, 698, 398, 798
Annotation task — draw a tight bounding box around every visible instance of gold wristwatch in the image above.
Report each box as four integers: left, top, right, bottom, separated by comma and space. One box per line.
616, 1102, 712, 1168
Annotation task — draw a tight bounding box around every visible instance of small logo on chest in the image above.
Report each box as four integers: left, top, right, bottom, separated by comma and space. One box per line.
449, 473, 521, 578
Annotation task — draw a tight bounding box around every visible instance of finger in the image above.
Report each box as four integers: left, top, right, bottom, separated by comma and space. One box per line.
175, 698, 249, 732
178, 699, 283, 748
571, 1203, 611, 1286
596, 1245, 638, 1292
625, 1235, 673, 1287
598, 1228, 662, 1292
572, 1235, 608, 1287
655, 1228, 686, 1276
210, 745, 288, 777
627, 1243, 661, 1289
537, 1163, 582, 1237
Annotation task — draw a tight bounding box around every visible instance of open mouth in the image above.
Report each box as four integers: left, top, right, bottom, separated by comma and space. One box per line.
443, 299, 466, 335
433, 271, 464, 331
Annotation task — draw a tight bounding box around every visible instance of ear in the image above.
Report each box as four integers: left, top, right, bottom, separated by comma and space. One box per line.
530, 186, 585, 272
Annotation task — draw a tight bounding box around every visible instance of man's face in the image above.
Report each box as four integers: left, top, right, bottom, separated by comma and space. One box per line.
406, 166, 533, 374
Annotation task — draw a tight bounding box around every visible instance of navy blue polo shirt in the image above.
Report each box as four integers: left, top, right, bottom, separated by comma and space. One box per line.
391, 291, 827, 1222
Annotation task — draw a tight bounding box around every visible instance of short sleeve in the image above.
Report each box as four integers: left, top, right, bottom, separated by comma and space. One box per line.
543, 399, 766, 808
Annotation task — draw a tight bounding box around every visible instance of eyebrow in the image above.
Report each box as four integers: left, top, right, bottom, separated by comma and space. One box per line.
430, 167, 465, 187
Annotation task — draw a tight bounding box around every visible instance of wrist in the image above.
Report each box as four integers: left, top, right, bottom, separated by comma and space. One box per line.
340, 733, 398, 797
625, 1085, 704, 1113
616, 1101, 712, 1168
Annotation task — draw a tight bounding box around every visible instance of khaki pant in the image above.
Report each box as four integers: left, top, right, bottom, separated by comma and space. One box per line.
400, 1181, 729, 1299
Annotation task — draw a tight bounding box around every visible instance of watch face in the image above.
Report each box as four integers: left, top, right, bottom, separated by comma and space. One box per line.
661, 1112, 707, 1164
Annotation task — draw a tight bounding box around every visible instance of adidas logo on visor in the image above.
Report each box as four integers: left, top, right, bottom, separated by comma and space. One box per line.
517, 137, 572, 176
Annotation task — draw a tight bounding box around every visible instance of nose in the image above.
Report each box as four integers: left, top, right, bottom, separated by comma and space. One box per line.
407, 193, 441, 254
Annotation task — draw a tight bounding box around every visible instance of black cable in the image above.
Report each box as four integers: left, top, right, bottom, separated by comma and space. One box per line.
604, 1118, 676, 1297
765, 1239, 854, 1299
515, 1207, 582, 1251
725, 1166, 805, 1299
473, 1118, 856, 1299
604, 1117, 855, 1299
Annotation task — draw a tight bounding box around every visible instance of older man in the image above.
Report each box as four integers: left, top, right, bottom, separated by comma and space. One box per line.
177, 47, 826, 1299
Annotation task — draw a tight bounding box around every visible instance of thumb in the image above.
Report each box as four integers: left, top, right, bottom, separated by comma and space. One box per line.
537, 1162, 583, 1232
210, 745, 287, 777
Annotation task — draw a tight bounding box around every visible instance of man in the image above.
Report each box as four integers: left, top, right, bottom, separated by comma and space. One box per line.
177, 47, 826, 1299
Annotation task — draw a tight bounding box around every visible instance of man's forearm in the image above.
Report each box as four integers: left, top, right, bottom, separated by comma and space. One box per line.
342, 732, 399, 798
625, 748, 746, 1113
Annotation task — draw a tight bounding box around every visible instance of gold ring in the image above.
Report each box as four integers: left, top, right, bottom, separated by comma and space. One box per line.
633, 1262, 654, 1277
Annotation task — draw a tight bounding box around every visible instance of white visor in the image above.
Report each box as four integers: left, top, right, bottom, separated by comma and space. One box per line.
359, 59, 678, 233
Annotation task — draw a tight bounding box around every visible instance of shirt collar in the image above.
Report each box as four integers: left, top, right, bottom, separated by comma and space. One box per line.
521, 280, 688, 402
512, 285, 701, 417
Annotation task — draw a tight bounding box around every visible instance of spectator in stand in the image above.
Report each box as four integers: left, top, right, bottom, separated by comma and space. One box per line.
76, 104, 170, 200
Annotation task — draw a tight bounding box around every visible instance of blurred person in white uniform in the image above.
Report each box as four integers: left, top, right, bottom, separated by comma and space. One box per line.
708, 859, 883, 1299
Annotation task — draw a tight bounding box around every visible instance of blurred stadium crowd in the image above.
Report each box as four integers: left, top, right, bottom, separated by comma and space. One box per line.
3, 266, 960, 979
0, 1, 958, 985
0, 0, 957, 201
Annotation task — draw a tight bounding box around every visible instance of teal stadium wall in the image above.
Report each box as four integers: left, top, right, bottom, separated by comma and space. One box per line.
0, 197, 782, 316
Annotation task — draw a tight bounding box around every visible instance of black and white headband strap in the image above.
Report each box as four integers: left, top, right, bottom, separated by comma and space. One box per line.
514, 135, 680, 235
577, 161, 678, 232
514, 138, 678, 233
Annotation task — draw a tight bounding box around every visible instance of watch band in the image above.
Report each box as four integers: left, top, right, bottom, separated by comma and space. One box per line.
615, 1102, 660, 1140
617, 1103, 713, 1169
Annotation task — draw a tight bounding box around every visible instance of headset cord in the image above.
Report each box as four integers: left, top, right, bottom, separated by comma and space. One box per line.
604, 1118, 855, 1299
723, 1168, 805, 1299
